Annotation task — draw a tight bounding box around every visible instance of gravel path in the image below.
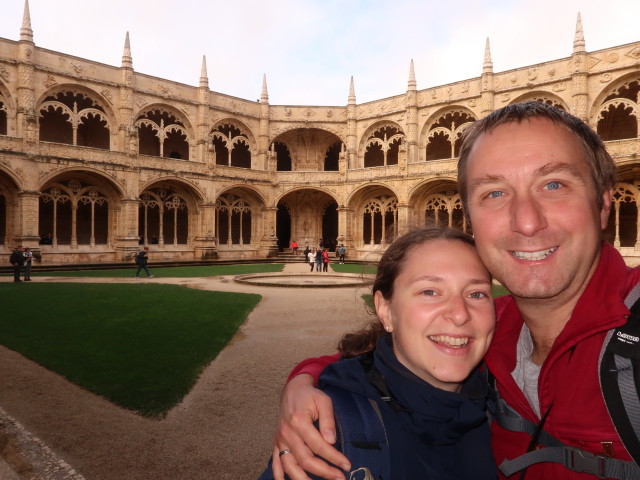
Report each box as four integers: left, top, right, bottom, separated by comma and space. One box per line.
0, 263, 373, 479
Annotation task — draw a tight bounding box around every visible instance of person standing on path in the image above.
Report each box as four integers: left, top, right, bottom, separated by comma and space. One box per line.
135, 247, 154, 279
322, 248, 329, 273
315, 247, 323, 272
23, 247, 33, 281
337, 244, 346, 264
9, 246, 25, 283
307, 250, 315, 272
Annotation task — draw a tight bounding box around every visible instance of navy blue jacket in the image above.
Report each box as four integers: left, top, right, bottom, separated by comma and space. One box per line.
317, 336, 497, 479
258, 336, 496, 480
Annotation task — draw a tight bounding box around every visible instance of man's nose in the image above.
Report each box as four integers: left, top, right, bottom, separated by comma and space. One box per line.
510, 192, 547, 236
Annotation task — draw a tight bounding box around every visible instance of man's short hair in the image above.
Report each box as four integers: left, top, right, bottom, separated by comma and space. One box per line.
457, 101, 617, 219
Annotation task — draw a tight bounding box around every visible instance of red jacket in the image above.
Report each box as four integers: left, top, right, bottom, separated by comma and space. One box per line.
487, 243, 640, 479
290, 243, 640, 479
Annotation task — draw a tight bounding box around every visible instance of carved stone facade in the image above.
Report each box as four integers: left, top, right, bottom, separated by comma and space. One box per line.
1, 6, 640, 264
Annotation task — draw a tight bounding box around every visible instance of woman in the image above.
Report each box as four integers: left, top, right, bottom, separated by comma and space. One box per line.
321, 248, 330, 272
261, 227, 497, 479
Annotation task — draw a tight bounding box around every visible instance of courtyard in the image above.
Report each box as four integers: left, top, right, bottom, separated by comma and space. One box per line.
0, 262, 373, 479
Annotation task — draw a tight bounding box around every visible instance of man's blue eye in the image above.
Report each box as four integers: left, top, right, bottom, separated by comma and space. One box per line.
545, 181, 560, 190
489, 191, 503, 198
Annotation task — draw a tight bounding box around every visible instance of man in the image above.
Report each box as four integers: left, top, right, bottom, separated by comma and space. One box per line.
315, 247, 323, 273
337, 244, 346, 264
9, 245, 25, 282
134, 246, 154, 279
23, 247, 33, 281
271, 102, 640, 479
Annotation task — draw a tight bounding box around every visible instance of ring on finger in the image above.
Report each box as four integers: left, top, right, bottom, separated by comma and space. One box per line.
279, 448, 291, 457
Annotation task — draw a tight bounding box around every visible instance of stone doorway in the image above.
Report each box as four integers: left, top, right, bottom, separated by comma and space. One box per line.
277, 189, 338, 252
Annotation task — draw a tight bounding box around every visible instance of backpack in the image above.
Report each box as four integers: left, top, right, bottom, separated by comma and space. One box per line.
494, 284, 640, 479
323, 384, 391, 480
255, 386, 390, 480
600, 283, 640, 469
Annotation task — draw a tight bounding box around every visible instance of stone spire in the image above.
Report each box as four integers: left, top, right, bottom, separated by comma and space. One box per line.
260, 74, 268, 103
408, 59, 416, 90
573, 12, 585, 53
20, 0, 34, 43
199, 55, 208, 88
348, 76, 356, 105
483, 38, 493, 73
121, 32, 133, 69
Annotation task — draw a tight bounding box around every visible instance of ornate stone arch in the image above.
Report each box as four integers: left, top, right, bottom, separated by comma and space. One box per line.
39, 174, 117, 247
593, 76, 640, 141
36, 84, 116, 120
215, 185, 266, 247
606, 181, 640, 248
421, 107, 476, 161
0, 166, 22, 246
359, 121, 405, 168
0, 80, 15, 136
138, 178, 203, 247
348, 184, 399, 246
209, 119, 257, 168
408, 179, 466, 232
510, 92, 568, 111
134, 104, 193, 159
37, 85, 113, 149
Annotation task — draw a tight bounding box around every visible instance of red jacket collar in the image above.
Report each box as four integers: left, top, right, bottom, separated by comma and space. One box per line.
486, 243, 633, 382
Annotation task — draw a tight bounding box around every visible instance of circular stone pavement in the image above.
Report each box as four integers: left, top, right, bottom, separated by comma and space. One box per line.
234, 272, 372, 288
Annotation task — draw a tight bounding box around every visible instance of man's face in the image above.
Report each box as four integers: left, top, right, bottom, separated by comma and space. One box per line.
465, 118, 611, 302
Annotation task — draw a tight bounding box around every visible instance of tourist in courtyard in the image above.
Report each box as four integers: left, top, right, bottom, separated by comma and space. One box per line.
315, 247, 323, 272
9, 245, 25, 283
135, 247, 154, 279
291, 240, 298, 255
259, 227, 497, 479
321, 248, 329, 272
307, 249, 315, 272
337, 244, 346, 264
270, 102, 640, 480
23, 247, 33, 281
303, 245, 311, 263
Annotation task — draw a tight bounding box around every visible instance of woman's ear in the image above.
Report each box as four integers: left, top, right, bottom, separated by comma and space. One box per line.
374, 290, 393, 332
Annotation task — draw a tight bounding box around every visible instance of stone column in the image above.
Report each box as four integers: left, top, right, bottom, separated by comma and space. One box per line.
194, 202, 218, 259
17, 190, 41, 246
114, 197, 141, 261
261, 206, 279, 257
396, 203, 411, 236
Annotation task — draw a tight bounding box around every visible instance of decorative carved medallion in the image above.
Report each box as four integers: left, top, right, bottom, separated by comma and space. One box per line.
43, 75, 57, 87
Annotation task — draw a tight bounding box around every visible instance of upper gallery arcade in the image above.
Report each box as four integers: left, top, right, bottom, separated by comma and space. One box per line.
1, 2, 640, 265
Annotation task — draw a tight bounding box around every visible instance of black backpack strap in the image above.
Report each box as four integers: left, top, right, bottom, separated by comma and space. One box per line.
495, 397, 640, 479
599, 282, 640, 467
324, 384, 391, 480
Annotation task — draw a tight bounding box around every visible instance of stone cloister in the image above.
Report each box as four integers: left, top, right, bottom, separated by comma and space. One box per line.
1, 4, 640, 264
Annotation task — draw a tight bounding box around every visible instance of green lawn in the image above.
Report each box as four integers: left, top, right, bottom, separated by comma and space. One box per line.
29, 263, 285, 278
0, 283, 261, 418
330, 263, 377, 275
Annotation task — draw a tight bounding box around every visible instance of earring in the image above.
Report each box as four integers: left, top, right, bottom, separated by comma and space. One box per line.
385, 325, 391, 332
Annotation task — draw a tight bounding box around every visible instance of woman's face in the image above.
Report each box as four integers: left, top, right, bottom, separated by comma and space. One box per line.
374, 239, 495, 392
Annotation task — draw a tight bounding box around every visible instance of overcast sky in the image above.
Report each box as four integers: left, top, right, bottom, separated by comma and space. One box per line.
1, 0, 639, 106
